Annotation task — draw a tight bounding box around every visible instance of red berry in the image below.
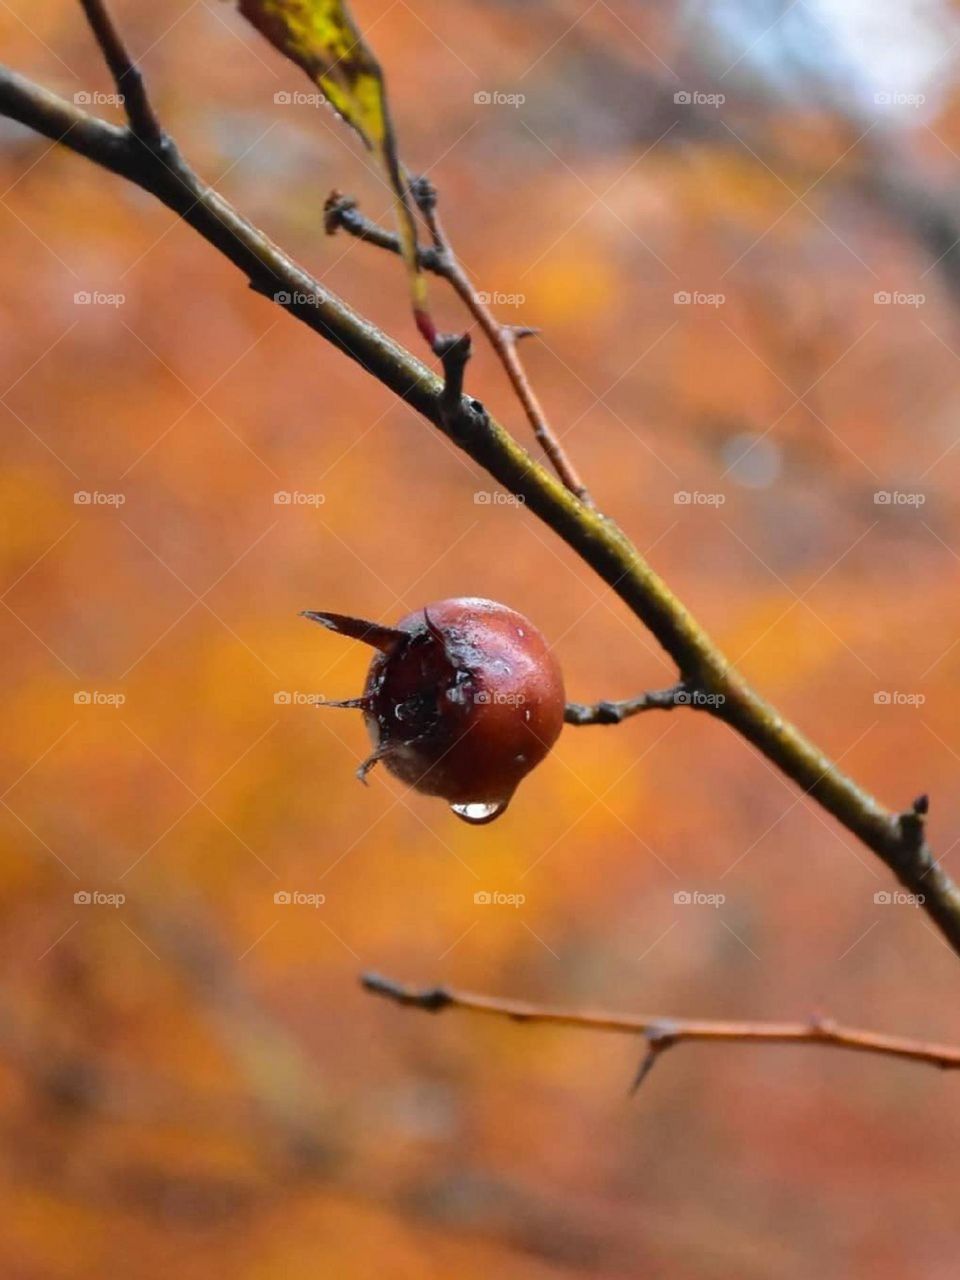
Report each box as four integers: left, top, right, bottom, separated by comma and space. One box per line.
303, 598, 565, 823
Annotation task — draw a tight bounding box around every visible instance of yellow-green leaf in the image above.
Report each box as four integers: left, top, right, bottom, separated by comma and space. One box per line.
238, 0, 431, 336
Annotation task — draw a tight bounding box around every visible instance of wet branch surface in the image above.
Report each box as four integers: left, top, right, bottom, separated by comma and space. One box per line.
2, 21, 960, 965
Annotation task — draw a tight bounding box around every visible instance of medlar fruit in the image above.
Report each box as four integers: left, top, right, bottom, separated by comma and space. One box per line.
303, 597, 565, 823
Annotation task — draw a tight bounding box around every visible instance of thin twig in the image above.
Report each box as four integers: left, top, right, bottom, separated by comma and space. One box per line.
325, 186, 592, 504
77, 0, 164, 145
2, 68, 960, 954
325, 192, 442, 268
361, 973, 960, 1074
413, 177, 591, 503
565, 682, 689, 724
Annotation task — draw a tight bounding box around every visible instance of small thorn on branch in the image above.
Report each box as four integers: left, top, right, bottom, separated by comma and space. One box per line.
629, 1022, 678, 1095
898, 792, 931, 851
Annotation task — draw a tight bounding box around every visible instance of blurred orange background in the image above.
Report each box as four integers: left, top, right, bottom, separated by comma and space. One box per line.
2, 1, 960, 1276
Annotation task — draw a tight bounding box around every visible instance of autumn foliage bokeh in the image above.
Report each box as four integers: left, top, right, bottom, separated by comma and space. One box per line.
2, 1, 960, 1276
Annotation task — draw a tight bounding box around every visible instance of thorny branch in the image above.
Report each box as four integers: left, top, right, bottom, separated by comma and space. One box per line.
2, 8, 960, 972
362, 974, 960, 1085
325, 186, 591, 502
